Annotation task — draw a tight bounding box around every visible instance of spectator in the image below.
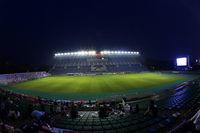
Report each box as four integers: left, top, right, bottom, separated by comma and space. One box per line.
31, 110, 53, 132
0, 101, 9, 122
70, 106, 78, 119
130, 104, 139, 114
31, 110, 46, 123
0, 120, 14, 133
99, 104, 108, 118
144, 100, 158, 117
41, 104, 45, 111
28, 104, 33, 118
55, 103, 61, 113
8, 110, 18, 121
49, 105, 54, 117
124, 104, 130, 113
135, 104, 139, 113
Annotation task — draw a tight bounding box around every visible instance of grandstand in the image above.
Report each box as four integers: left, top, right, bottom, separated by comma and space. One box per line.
50, 50, 145, 74
0, 72, 49, 85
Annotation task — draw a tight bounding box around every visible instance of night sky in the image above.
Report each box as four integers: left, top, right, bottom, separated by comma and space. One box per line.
0, 0, 199, 65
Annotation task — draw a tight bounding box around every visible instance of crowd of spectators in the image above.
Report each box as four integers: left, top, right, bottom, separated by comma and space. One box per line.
0, 87, 161, 133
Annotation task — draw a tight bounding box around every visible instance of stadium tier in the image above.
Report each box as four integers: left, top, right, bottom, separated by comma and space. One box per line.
0, 72, 49, 85
50, 50, 146, 74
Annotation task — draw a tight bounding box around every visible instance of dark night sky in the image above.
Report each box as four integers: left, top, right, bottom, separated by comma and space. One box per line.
0, 0, 200, 65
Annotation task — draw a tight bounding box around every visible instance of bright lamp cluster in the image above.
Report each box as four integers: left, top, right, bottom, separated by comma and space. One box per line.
55, 50, 140, 57
54, 51, 96, 57
100, 51, 139, 55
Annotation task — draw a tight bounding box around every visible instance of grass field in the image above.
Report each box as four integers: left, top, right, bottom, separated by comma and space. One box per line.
9, 72, 194, 100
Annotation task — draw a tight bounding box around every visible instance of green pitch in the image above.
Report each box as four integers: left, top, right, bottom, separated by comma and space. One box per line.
9, 73, 194, 100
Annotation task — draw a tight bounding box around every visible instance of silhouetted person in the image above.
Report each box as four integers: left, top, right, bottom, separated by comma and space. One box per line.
28, 104, 33, 118
41, 104, 45, 111
135, 104, 139, 113
99, 104, 108, 118
70, 106, 78, 119
31, 110, 52, 132
144, 100, 158, 117
50, 105, 54, 116
38, 96, 42, 104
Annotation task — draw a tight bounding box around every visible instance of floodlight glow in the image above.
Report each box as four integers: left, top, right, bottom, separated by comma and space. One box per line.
176, 57, 187, 66
55, 50, 139, 57
88, 51, 96, 55
88, 51, 92, 55
98, 50, 140, 55
77, 51, 83, 55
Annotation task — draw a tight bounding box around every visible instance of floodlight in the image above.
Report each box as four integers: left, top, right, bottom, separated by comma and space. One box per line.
85, 51, 88, 55
92, 51, 96, 55
88, 51, 96, 55
78, 51, 82, 55
54, 50, 139, 57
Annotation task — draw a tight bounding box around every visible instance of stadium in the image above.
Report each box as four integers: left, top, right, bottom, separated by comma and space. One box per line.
3, 50, 195, 100
1, 1, 200, 133
0, 50, 199, 133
